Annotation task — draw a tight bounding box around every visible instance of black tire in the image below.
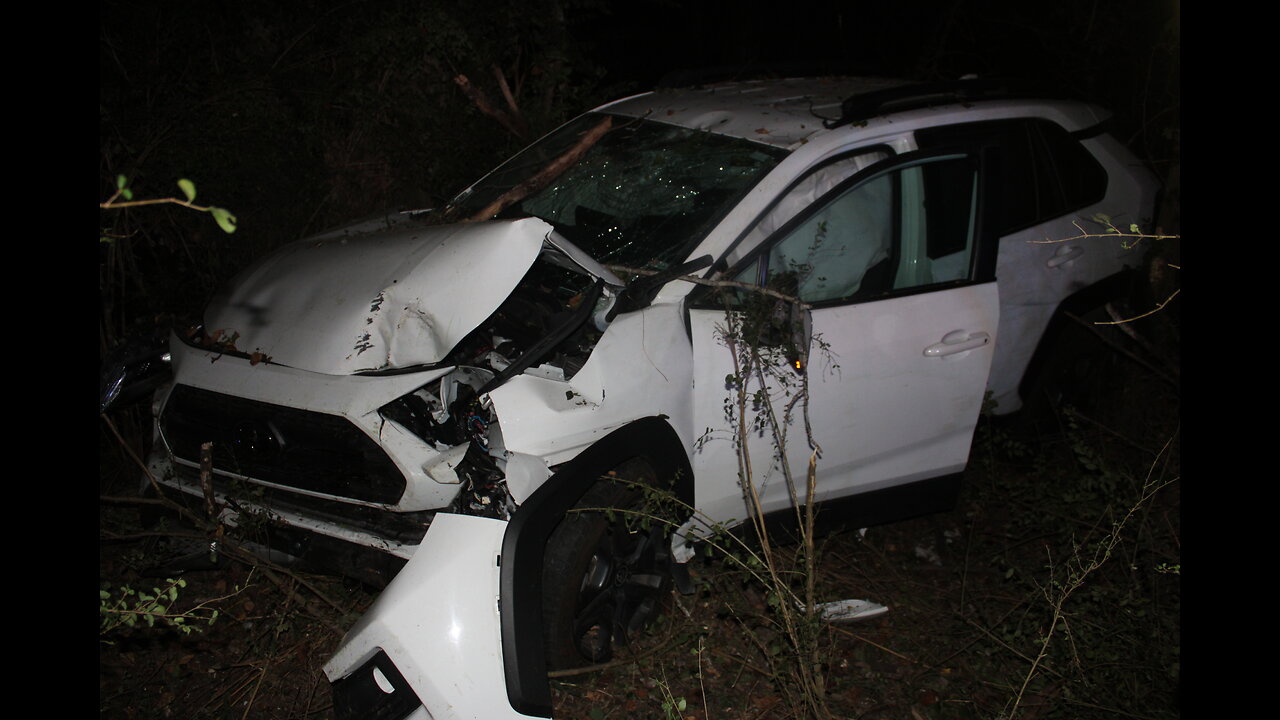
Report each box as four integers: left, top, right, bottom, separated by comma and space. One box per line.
1022, 305, 1122, 426
541, 458, 673, 669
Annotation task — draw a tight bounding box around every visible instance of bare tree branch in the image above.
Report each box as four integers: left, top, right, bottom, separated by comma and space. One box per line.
453, 72, 528, 140
464, 115, 612, 222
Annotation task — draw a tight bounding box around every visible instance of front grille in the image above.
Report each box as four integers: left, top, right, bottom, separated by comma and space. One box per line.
168, 463, 433, 544
156, 474, 413, 587
160, 384, 406, 504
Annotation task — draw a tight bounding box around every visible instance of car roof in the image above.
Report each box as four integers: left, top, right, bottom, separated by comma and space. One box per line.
597, 77, 911, 149
597, 77, 1107, 150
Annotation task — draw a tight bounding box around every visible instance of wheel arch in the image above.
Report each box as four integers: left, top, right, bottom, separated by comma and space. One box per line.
498, 415, 692, 717
1016, 267, 1138, 412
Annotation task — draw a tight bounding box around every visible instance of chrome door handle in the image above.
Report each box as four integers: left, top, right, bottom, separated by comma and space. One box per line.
1046, 245, 1084, 268
924, 330, 991, 357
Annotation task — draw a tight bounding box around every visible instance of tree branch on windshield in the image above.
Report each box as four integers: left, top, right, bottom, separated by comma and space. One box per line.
463, 115, 613, 223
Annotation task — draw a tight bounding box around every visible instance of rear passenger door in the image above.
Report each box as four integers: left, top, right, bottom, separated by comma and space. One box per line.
915, 118, 1123, 412
688, 149, 1000, 524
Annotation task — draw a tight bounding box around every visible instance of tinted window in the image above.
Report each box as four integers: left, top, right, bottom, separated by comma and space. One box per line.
915, 118, 1107, 235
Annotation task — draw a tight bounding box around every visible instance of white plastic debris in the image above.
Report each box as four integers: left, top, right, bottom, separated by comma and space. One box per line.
803, 598, 889, 622
914, 542, 943, 566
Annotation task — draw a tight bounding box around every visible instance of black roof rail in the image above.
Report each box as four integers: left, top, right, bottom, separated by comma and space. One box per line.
824, 77, 1045, 130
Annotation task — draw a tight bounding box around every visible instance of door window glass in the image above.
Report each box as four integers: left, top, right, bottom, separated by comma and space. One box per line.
763, 156, 978, 304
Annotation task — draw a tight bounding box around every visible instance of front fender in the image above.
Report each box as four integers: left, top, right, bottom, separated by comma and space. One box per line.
325, 416, 691, 720
499, 416, 692, 716
324, 513, 548, 720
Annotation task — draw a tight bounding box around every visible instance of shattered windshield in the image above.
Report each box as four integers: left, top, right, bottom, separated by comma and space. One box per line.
447, 113, 788, 272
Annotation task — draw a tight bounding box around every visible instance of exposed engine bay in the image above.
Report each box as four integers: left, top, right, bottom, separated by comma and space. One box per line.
374, 244, 613, 521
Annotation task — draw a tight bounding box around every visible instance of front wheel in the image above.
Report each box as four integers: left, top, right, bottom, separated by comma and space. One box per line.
541, 459, 673, 669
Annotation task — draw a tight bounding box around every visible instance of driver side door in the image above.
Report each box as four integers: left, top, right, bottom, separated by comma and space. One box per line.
688, 149, 999, 525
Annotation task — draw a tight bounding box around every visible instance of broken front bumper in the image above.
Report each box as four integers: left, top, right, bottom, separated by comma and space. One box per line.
324, 512, 547, 720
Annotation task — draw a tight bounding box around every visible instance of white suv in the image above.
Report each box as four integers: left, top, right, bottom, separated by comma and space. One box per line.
135, 77, 1157, 719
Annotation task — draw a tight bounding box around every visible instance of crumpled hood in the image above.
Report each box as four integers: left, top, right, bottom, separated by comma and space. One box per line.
204, 217, 548, 375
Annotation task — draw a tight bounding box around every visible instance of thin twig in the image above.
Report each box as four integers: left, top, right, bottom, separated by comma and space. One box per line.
1005, 435, 1179, 719
1094, 288, 1180, 326
608, 264, 813, 309
100, 196, 219, 212
241, 580, 295, 720
708, 646, 773, 679
464, 115, 611, 221
828, 626, 918, 665
1029, 219, 1179, 245
697, 635, 710, 720
1063, 311, 1178, 387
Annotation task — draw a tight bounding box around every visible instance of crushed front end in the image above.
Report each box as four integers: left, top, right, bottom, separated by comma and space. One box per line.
145, 216, 611, 579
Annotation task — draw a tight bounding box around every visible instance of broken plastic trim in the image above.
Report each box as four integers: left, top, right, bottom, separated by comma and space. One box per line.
330, 649, 424, 720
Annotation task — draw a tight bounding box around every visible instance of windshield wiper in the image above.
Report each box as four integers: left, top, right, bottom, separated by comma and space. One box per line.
607, 254, 714, 320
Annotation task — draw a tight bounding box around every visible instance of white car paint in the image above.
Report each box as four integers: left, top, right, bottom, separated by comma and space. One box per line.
323, 513, 544, 719
205, 217, 548, 375
688, 281, 1000, 526
487, 302, 696, 467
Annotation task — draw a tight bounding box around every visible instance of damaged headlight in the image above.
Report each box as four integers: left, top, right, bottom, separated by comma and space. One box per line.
99, 332, 172, 414
377, 367, 491, 448
378, 367, 514, 519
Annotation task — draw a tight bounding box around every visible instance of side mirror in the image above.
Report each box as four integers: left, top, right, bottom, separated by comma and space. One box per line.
100, 332, 172, 414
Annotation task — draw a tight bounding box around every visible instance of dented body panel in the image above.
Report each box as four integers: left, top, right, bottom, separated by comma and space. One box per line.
488, 302, 695, 466
206, 217, 547, 375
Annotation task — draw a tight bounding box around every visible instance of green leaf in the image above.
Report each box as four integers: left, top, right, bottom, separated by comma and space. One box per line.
116, 174, 128, 190
177, 178, 197, 202
210, 207, 238, 234
121, 187, 134, 201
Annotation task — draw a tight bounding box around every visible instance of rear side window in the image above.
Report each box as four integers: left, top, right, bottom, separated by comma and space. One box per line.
915, 118, 1107, 236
